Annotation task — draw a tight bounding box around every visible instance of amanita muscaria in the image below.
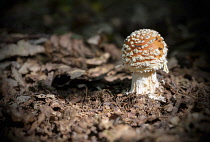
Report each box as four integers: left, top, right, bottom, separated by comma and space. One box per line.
122, 29, 169, 101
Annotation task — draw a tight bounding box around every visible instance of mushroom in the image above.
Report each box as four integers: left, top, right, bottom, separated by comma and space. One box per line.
121, 29, 168, 101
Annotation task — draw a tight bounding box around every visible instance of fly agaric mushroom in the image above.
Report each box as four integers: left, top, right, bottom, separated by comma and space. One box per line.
122, 29, 168, 101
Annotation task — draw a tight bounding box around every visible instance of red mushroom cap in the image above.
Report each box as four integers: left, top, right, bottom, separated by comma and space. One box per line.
122, 29, 168, 73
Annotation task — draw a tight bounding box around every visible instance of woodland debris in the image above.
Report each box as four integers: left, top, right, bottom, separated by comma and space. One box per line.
0, 40, 45, 60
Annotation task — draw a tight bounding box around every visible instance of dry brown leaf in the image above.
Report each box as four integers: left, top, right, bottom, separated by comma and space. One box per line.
169, 116, 180, 126
0, 40, 45, 60
101, 43, 122, 60
87, 64, 114, 78
0, 61, 20, 70
11, 66, 25, 87
50, 100, 64, 110
16, 95, 31, 104
18, 62, 30, 74
9, 103, 25, 122
67, 69, 86, 79
86, 53, 110, 66
4, 78, 18, 87
18, 59, 41, 74
61, 57, 87, 69
105, 73, 131, 82
87, 35, 102, 45
50, 35, 59, 48
58, 33, 93, 57
0, 78, 17, 98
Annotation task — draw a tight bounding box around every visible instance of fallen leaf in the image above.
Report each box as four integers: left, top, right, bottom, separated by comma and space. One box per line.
8, 103, 25, 122
105, 73, 131, 82
50, 101, 64, 110
0, 78, 17, 98
4, 78, 18, 87
0, 40, 45, 60
86, 34, 102, 45
86, 53, 110, 65
67, 69, 86, 79
0, 61, 20, 70
16, 95, 31, 104
28, 62, 41, 73
59, 33, 93, 57
100, 43, 122, 60
18, 60, 41, 74
87, 64, 114, 78
169, 116, 180, 126
11, 66, 25, 87
18, 62, 30, 74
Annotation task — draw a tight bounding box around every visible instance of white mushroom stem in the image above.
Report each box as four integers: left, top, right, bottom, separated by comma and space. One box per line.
129, 71, 159, 94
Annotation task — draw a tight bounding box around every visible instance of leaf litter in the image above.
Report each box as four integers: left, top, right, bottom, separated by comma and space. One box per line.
0, 32, 210, 142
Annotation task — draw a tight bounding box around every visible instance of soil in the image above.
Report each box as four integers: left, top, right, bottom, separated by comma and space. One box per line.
0, 32, 210, 142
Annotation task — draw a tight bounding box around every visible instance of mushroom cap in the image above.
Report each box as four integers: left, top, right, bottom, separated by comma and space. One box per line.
122, 29, 168, 73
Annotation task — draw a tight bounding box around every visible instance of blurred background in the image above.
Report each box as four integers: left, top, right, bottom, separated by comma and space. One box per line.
0, 0, 209, 64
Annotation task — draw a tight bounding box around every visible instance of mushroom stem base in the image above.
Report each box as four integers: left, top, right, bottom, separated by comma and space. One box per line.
130, 71, 159, 94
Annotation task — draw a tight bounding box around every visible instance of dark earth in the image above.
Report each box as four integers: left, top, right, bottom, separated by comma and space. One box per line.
0, 0, 210, 142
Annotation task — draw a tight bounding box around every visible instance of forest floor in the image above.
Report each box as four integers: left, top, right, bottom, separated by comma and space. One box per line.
0, 32, 210, 142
